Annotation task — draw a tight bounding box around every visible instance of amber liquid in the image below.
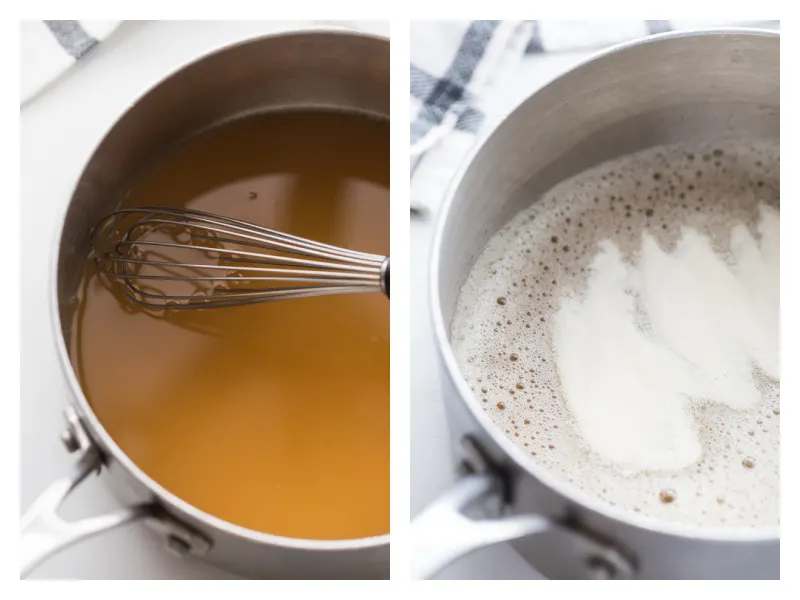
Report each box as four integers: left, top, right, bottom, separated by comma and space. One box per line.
70, 110, 389, 540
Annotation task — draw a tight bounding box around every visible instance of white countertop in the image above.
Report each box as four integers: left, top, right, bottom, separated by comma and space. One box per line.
21, 19, 591, 579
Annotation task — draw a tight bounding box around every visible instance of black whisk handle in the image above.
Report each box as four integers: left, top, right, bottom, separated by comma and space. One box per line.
381, 257, 390, 299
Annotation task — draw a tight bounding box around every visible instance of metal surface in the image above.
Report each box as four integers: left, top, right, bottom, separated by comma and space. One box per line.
411, 473, 550, 580
426, 29, 779, 579
22, 408, 214, 578
92, 206, 389, 307
21, 447, 151, 578
412, 435, 636, 580
38, 29, 389, 579
60, 404, 92, 454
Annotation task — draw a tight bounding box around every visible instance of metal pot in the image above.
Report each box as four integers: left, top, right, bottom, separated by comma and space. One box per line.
415, 29, 779, 579
23, 29, 389, 580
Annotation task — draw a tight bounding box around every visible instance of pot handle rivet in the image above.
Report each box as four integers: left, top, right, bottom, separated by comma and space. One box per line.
60, 429, 79, 453
585, 555, 617, 580
60, 406, 92, 455
165, 534, 192, 557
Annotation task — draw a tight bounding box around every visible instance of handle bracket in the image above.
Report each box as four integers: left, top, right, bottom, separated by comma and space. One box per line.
411, 472, 549, 579
20, 447, 153, 578
21, 406, 212, 578
411, 435, 636, 579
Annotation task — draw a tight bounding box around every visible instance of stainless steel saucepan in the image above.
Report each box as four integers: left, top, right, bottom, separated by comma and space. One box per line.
23, 29, 389, 580
414, 29, 779, 580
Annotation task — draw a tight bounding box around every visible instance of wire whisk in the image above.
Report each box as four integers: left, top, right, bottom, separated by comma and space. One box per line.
90, 207, 389, 309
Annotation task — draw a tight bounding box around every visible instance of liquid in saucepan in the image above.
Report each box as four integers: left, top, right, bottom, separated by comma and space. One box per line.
453, 140, 779, 528
69, 110, 389, 540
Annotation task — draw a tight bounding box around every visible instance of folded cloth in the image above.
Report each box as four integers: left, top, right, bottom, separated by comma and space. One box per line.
20, 20, 390, 107
410, 19, 779, 214
21, 20, 121, 104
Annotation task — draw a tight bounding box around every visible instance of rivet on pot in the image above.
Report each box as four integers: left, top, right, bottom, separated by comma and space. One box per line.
60, 427, 80, 453
585, 554, 617, 579
165, 534, 192, 557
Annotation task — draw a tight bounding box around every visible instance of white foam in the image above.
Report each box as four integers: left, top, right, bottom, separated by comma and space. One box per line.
451, 140, 780, 528
554, 240, 704, 471
555, 210, 778, 472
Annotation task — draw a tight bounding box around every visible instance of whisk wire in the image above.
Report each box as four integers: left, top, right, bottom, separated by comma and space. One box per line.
91, 206, 389, 308
121, 208, 384, 261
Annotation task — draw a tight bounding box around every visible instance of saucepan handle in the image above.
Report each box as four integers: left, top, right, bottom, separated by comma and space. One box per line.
411, 472, 550, 579
411, 471, 637, 580
20, 448, 153, 578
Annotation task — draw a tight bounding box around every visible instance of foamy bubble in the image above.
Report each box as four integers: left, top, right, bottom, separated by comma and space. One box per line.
451, 140, 780, 529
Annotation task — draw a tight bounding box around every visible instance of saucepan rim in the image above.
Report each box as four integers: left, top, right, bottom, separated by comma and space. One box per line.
50, 27, 390, 553
430, 27, 780, 544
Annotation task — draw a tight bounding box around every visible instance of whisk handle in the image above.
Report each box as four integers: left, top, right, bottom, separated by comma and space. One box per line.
381, 258, 390, 299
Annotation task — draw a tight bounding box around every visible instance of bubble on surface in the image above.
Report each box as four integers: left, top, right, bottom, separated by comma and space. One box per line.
451, 139, 779, 529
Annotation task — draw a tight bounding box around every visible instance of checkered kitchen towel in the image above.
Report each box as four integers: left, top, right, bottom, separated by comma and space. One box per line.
409, 19, 779, 214
20, 20, 389, 105
21, 20, 121, 104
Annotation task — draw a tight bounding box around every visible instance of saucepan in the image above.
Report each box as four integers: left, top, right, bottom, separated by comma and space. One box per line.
414, 29, 779, 579
22, 28, 390, 579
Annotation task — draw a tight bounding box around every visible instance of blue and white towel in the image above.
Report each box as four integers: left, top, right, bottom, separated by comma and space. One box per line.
19, 20, 387, 105
409, 19, 779, 213
21, 20, 121, 104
